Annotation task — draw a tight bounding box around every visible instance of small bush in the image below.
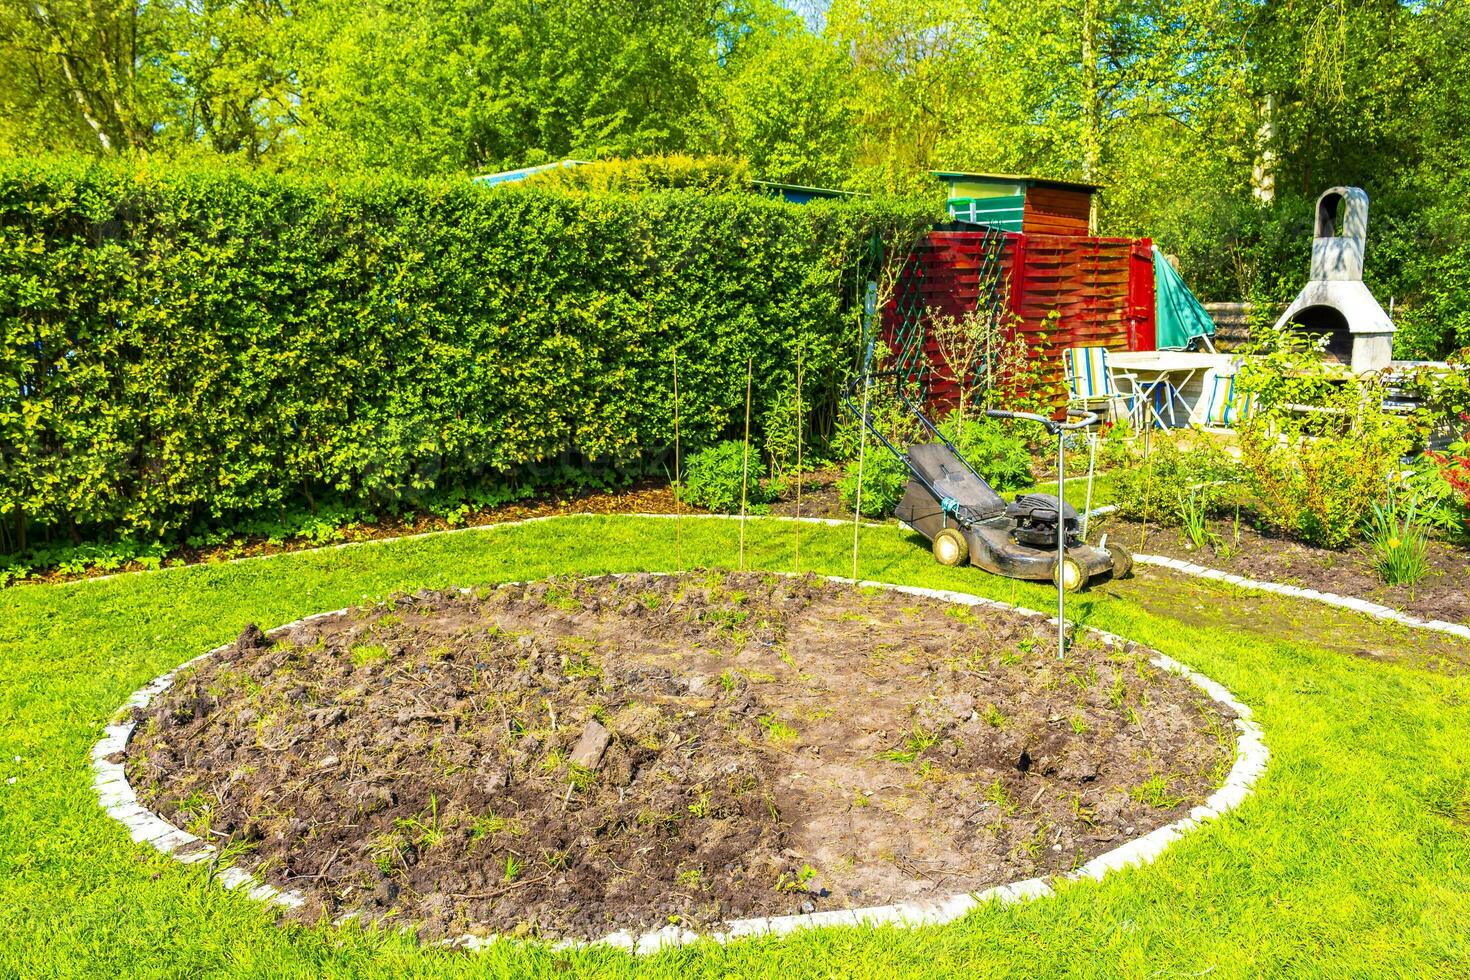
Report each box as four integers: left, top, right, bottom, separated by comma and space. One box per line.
680, 442, 777, 514
1096, 418, 1137, 469
1406, 450, 1469, 540
838, 450, 909, 517
1237, 415, 1409, 549
1420, 418, 1470, 539
938, 416, 1035, 492
1113, 438, 1236, 528
836, 413, 1035, 517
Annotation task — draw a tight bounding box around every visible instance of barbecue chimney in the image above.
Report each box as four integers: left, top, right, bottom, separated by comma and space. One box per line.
1274, 186, 1395, 373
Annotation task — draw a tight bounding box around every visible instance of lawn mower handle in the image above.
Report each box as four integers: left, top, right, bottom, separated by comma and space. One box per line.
984, 408, 1099, 435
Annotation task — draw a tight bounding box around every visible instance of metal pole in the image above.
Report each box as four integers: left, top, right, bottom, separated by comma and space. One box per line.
1081, 429, 1098, 540
1057, 427, 1066, 659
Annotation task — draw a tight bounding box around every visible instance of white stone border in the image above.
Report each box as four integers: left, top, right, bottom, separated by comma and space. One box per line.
1132, 553, 1470, 642
94, 573, 1267, 956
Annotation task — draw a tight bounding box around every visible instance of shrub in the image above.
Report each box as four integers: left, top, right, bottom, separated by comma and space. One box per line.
1096, 418, 1137, 469
938, 416, 1034, 492
1406, 448, 1470, 540
1237, 415, 1410, 549
1112, 437, 1236, 528
679, 442, 776, 514
838, 450, 909, 518
518, 155, 750, 194
0, 160, 936, 555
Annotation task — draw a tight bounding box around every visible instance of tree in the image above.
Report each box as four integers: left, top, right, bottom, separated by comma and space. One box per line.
0, 0, 165, 154
723, 27, 859, 186
826, 0, 986, 193
283, 0, 726, 175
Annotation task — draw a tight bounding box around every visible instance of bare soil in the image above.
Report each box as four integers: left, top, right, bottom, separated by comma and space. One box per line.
1106, 514, 1470, 624
768, 467, 848, 519
126, 572, 1234, 942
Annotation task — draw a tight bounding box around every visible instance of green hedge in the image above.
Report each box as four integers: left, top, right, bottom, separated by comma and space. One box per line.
0, 161, 933, 552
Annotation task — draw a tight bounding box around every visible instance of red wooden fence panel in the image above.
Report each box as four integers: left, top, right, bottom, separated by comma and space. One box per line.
882, 229, 1155, 413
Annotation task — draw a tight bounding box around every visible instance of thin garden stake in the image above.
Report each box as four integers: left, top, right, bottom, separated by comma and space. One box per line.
852, 372, 871, 580
1056, 426, 1067, 659
1081, 428, 1098, 540
739, 356, 752, 571
852, 281, 879, 581
1139, 430, 1155, 550
794, 345, 803, 573
672, 351, 682, 573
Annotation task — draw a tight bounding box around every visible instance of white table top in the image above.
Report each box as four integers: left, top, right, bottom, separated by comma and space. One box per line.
1107, 351, 1238, 372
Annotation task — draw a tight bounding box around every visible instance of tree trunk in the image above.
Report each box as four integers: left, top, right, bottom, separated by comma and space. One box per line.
1252, 94, 1277, 204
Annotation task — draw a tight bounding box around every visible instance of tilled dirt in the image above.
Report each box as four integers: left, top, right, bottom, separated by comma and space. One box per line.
1107, 514, 1470, 624
126, 572, 1234, 942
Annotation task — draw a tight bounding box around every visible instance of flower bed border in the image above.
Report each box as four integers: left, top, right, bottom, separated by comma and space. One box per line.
93, 553, 1266, 955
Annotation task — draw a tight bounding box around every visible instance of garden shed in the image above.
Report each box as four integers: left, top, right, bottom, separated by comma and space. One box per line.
933, 171, 1098, 236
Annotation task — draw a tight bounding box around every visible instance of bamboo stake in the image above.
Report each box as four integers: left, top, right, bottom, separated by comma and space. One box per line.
739, 356, 753, 571
672, 351, 682, 573
794, 345, 803, 573
852, 372, 871, 581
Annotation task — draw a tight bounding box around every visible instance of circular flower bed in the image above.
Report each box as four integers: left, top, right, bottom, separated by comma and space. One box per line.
121, 572, 1237, 942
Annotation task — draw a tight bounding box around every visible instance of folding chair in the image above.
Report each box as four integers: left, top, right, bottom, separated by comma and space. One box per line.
1200, 372, 1256, 429
1063, 346, 1137, 426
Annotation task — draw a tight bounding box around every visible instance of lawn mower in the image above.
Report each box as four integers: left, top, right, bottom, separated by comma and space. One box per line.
842, 374, 1132, 593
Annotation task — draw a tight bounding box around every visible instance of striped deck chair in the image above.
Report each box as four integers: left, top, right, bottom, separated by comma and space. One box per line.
1201, 373, 1256, 428
1064, 346, 1134, 424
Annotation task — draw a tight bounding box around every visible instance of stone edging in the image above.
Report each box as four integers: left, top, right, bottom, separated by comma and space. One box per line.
93, 574, 1267, 956
1133, 553, 1470, 642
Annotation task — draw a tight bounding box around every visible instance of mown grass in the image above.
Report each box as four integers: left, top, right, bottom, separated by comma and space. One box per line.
1, 515, 1468, 978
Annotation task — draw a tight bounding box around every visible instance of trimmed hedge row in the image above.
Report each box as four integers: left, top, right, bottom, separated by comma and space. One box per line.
0, 161, 933, 549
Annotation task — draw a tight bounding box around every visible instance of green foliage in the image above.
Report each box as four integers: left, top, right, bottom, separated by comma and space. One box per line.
1112, 438, 1236, 528
761, 375, 815, 479
518, 156, 750, 194
838, 448, 909, 518
1419, 422, 1470, 541
938, 415, 1034, 492
1237, 412, 1411, 550
678, 441, 777, 515
1234, 324, 1361, 437
835, 409, 1037, 518
1404, 454, 1469, 542
1231, 327, 1416, 548
5, 0, 1470, 362
723, 27, 860, 187
1367, 491, 1431, 589
1096, 417, 1136, 469
836, 371, 923, 517
0, 160, 933, 555
1178, 488, 1216, 552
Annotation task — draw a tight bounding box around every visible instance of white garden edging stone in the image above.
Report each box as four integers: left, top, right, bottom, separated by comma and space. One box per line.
94, 573, 1267, 956
1132, 553, 1470, 642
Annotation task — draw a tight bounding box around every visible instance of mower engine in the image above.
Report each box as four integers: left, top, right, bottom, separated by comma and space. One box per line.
1004, 494, 1080, 549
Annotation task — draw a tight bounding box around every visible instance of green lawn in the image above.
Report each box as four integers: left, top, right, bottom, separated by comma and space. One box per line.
2, 515, 1468, 978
